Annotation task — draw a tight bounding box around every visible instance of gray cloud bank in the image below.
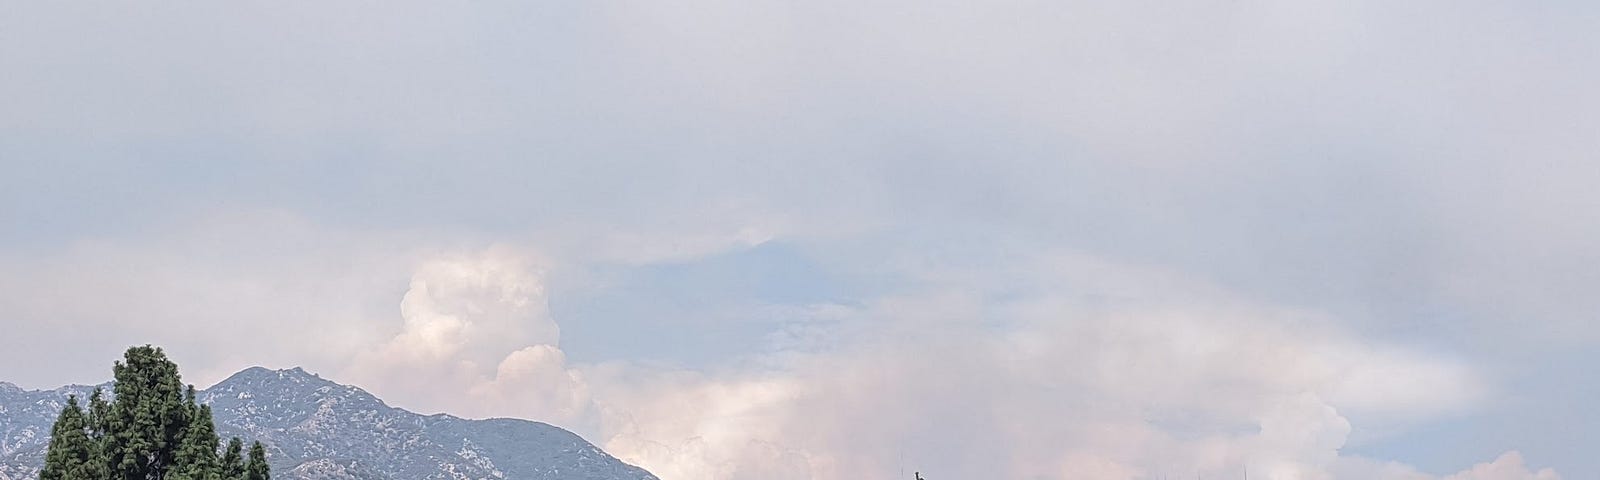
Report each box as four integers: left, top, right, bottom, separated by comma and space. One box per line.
2, 0, 1598, 479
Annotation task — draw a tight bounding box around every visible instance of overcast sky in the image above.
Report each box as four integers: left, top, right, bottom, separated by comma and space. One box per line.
3, 1, 1598, 479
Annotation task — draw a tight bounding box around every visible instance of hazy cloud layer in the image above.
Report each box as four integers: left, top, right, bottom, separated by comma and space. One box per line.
0, 221, 1564, 480
572, 251, 1507, 480
3, 0, 1597, 478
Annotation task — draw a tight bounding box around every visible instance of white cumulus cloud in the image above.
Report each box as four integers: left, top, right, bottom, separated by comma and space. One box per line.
345, 247, 591, 424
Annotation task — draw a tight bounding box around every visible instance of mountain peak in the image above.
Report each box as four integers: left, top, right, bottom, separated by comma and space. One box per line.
206, 366, 374, 407
214, 366, 336, 388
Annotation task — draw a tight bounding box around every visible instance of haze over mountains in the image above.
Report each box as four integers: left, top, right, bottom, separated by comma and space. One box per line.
0, 367, 657, 480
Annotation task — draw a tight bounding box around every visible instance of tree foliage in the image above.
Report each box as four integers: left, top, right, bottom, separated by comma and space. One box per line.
220, 439, 244, 480
40, 346, 270, 480
244, 442, 270, 480
41, 396, 99, 480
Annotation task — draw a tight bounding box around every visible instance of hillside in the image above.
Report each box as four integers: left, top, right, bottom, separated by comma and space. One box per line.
0, 368, 656, 480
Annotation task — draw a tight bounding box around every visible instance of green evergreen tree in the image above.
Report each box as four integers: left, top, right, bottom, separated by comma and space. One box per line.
105, 346, 189, 480
40, 346, 269, 480
220, 438, 245, 480
86, 388, 110, 440
41, 396, 97, 480
84, 388, 118, 480
170, 401, 221, 480
243, 442, 269, 480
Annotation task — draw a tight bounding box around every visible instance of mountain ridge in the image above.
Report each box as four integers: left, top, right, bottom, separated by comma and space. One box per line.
0, 367, 657, 480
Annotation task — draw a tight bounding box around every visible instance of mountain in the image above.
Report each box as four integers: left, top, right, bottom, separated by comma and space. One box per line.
0, 381, 103, 480
0, 368, 658, 480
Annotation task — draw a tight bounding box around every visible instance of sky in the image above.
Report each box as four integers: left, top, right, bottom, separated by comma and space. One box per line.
1, 1, 1597, 479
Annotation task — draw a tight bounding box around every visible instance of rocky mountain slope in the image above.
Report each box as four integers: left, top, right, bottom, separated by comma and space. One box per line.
0, 368, 657, 480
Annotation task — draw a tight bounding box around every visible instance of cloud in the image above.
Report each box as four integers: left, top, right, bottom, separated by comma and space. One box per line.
4, 0, 1599, 349
1, 0, 1595, 476
344, 247, 593, 424
369, 247, 557, 364
565, 253, 1505, 480
1331, 452, 1565, 480
1444, 453, 1560, 480
471, 345, 592, 424
0, 211, 427, 388
0, 215, 1560, 480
